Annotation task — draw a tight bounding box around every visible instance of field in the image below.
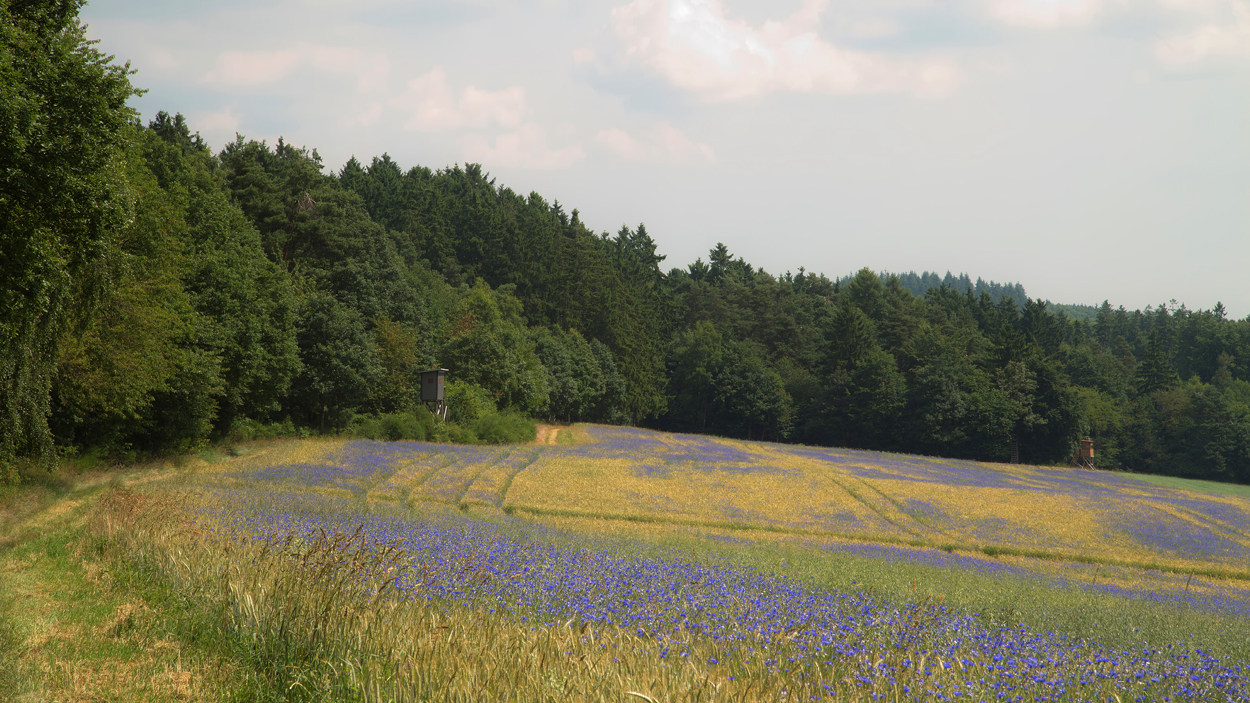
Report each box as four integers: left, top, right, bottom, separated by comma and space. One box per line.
4, 424, 1248, 701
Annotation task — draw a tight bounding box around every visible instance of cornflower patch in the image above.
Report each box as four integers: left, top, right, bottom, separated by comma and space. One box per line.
188, 426, 1250, 701
198, 503, 1248, 702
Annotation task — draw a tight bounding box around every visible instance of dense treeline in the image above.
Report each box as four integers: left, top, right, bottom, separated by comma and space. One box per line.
653, 261, 1250, 483
3, 0, 1249, 485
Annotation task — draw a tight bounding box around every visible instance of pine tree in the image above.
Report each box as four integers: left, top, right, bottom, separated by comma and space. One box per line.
1136, 329, 1179, 394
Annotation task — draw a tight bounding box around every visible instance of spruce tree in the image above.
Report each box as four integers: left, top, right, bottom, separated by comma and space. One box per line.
1136, 329, 1179, 394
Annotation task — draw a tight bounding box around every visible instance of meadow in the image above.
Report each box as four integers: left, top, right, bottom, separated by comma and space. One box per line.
5, 425, 1248, 701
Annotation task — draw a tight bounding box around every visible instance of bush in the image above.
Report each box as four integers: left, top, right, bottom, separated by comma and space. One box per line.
446, 381, 496, 426
445, 424, 478, 444
225, 418, 301, 443
350, 410, 436, 442
59, 446, 107, 473
346, 408, 533, 446
0, 460, 19, 488
471, 413, 537, 445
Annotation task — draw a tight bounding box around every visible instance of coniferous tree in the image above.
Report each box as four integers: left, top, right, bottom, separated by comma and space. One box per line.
1137, 329, 1179, 394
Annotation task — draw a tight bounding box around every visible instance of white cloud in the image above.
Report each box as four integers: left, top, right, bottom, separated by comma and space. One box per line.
988, 0, 1120, 29
609, 0, 962, 101
848, 18, 901, 39
1158, 0, 1227, 12
205, 49, 300, 85
145, 48, 181, 72
573, 47, 597, 64
394, 66, 528, 131
204, 44, 389, 91
194, 105, 241, 134
1155, 0, 1250, 66
461, 123, 586, 169
357, 102, 383, 126
596, 122, 716, 164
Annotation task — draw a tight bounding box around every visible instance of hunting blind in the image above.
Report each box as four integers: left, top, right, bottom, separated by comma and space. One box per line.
421, 368, 448, 420
1071, 439, 1095, 469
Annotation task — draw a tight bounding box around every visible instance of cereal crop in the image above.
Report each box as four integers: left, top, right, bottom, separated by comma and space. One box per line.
149, 424, 1250, 701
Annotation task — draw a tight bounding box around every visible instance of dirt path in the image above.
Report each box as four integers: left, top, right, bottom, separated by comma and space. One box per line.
532, 424, 568, 446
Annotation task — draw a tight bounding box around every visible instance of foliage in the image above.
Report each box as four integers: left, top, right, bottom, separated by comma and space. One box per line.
224, 417, 302, 444
341, 159, 668, 423
350, 410, 438, 442
0, 0, 141, 464
0, 459, 17, 489
143, 117, 301, 431
438, 282, 549, 416
664, 322, 791, 441
370, 317, 423, 414
444, 380, 495, 427
47, 125, 221, 456
289, 292, 383, 431
471, 412, 537, 444
587, 338, 629, 424
530, 326, 604, 422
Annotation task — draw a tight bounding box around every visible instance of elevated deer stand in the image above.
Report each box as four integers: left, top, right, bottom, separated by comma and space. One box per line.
1071, 439, 1095, 469
421, 368, 449, 420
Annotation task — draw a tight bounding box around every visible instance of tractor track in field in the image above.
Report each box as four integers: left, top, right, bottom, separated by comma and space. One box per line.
495, 448, 542, 507
450, 448, 514, 506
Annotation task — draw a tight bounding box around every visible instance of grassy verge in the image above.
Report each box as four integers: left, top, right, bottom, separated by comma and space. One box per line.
0, 469, 237, 702
1125, 472, 1250, 498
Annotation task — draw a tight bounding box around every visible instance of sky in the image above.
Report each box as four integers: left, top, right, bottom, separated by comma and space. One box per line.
81, 0, 1250, 317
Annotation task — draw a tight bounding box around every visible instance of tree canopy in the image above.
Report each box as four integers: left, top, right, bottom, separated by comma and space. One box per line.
1, 0, 142, 464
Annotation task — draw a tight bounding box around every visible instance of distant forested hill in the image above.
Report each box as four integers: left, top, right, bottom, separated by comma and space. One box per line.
3, 0, 1248, 486
1045, 302, 1100, 322
842, 271, 1028, 308
839, 270, 1099, 322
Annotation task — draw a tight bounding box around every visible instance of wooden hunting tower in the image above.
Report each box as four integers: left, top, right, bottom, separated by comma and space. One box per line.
1071, 439, 1095, 469
421, 368, 448, 420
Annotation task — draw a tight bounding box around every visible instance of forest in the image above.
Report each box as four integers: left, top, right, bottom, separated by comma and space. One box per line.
4, 0, 1250, 485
